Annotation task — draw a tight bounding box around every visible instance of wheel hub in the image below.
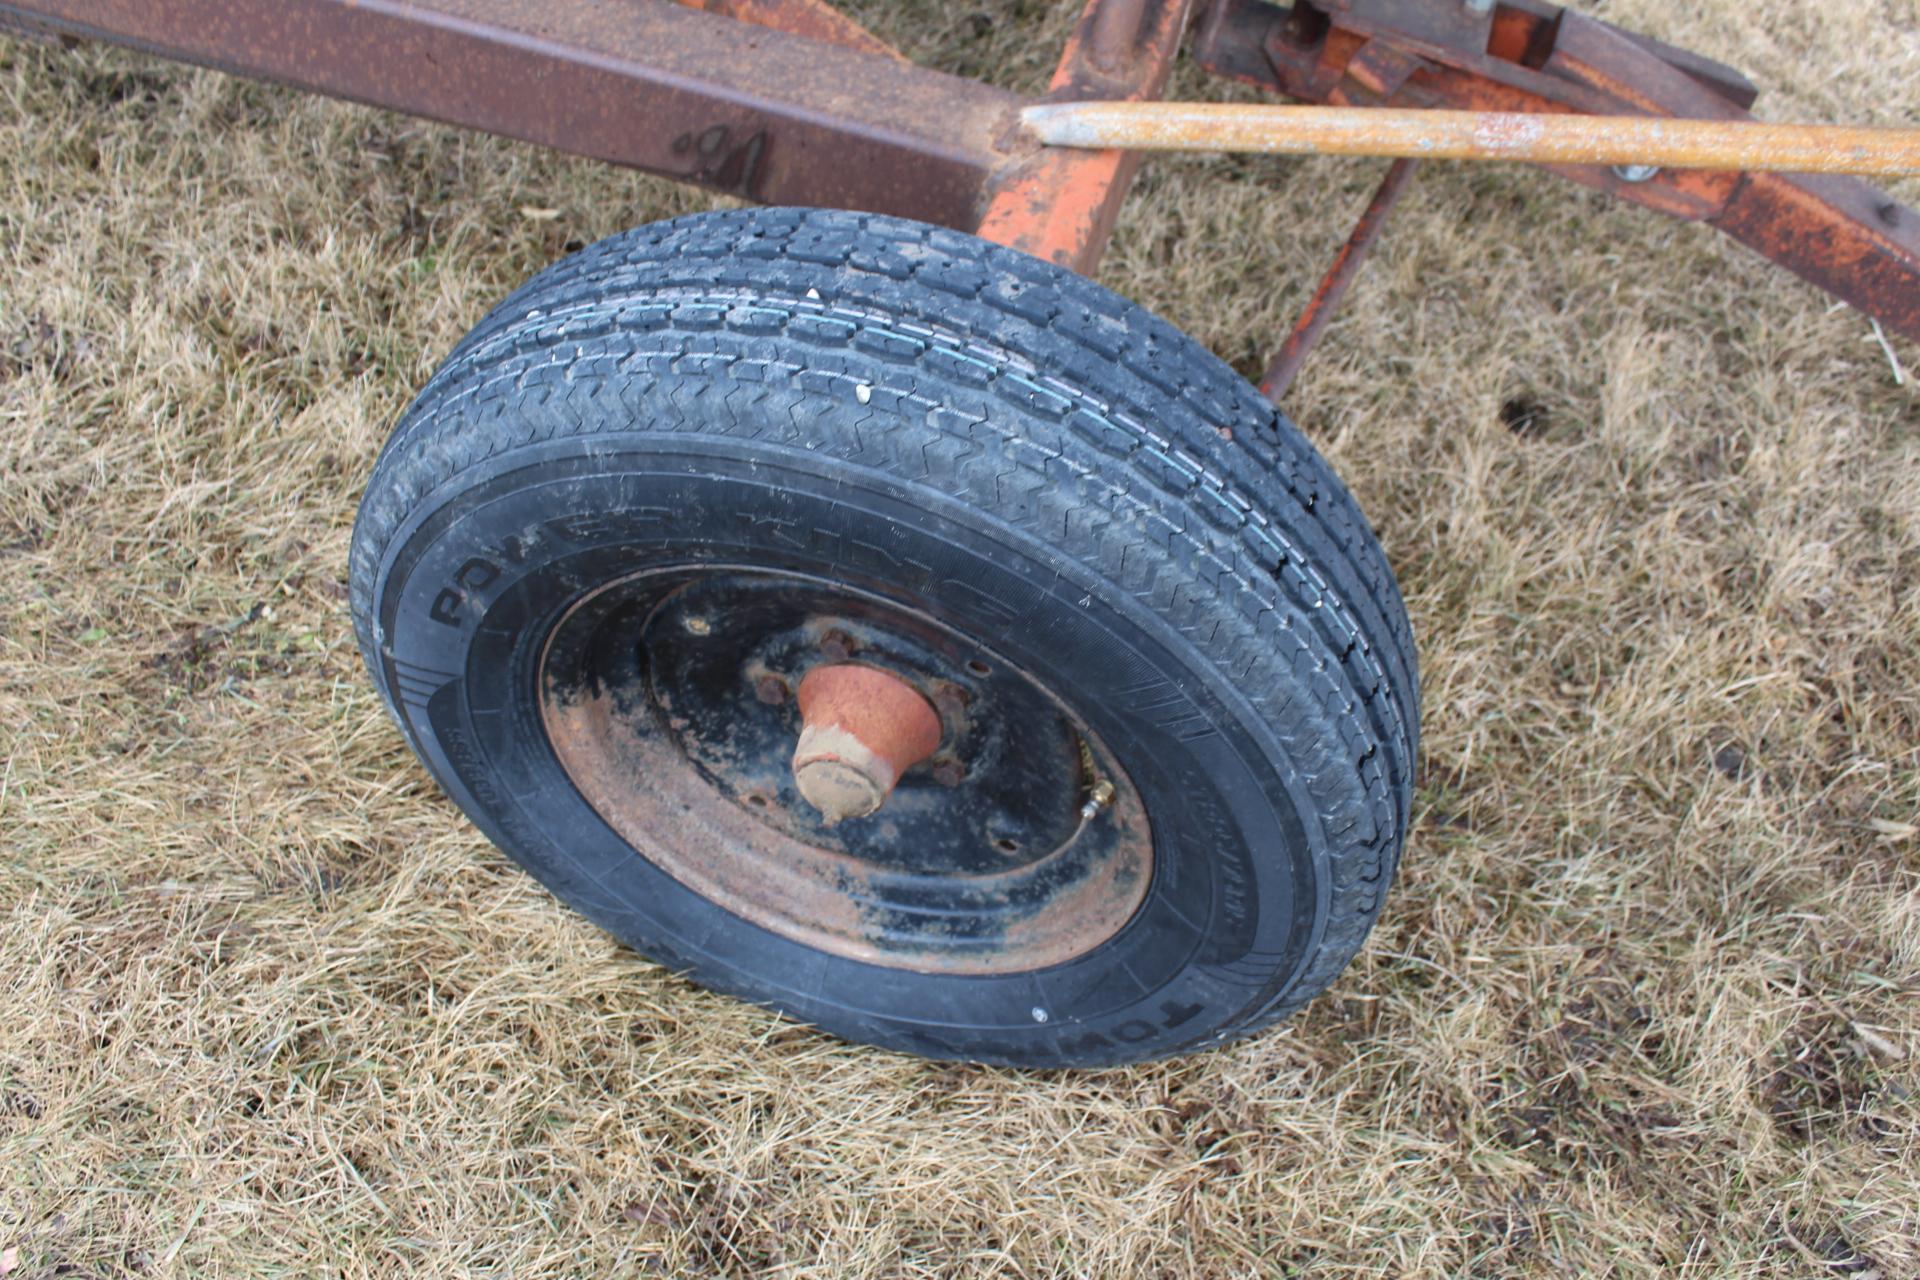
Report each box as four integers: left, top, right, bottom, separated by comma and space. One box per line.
789, 664, 941, 824
537, 567, 1152, 974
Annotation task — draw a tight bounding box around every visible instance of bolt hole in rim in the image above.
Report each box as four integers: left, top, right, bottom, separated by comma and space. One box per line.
537, 566, 1153, 975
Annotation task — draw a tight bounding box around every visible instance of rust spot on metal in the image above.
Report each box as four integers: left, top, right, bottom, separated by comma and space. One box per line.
1086, 0, 1151, 74
544, 676, 1152, 975
1195, 0, 1920, 346
1712, 171, 1920, 344
929, 681, 970, 723
1022, 102, 1920, 177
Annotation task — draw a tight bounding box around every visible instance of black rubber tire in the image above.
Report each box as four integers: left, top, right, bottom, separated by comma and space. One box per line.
350, 207, 1418, 1067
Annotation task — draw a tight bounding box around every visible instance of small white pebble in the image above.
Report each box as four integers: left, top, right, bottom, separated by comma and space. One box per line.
1030, 1007, 1049, 1024
855, 384, 872, 405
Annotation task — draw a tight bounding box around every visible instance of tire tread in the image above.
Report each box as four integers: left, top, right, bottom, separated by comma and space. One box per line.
351, 209, 1419, 1057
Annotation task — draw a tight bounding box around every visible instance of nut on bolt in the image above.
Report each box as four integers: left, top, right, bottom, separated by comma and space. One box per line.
930, 682, 969, 721
818, 628, 856, 662
931, 757, 966, 787
754, 674, 789, 706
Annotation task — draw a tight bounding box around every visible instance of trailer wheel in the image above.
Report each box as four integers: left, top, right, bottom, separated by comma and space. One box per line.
349, 207, 1418, 1067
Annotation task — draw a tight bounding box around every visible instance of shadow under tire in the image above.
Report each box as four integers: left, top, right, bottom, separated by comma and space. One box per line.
349, 207, 1418, 1067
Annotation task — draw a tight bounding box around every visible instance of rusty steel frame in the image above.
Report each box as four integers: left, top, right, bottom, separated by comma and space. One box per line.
2, 0, 1916, 366
0, 0, 1030, 230
1195, 0, 1920, 358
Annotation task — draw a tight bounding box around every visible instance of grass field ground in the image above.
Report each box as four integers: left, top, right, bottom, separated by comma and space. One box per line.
3, 2, 1917, 1276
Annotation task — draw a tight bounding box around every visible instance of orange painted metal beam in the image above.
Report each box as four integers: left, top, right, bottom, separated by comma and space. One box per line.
974, 0, 1194, 275
671, 0, 902, 60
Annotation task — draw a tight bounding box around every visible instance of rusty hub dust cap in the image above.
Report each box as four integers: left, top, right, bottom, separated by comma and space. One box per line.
537, 568, 1151, 976
791, 665, 942, 824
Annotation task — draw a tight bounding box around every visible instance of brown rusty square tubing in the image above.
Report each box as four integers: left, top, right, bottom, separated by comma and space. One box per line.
0, 0, 1030, 230
1023, 102, 1920, 178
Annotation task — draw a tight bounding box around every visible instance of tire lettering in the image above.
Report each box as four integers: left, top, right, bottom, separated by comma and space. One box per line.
732, 513, 948, 603
428, 513, 679, 631
1160, 998, 1204, 1029
542, 509, 673, 543
494, 533, 536, 565
456, 557, 500, 590
1055, 1030, 1113, 1056
1216, 850, 1253, 928
430, 588, 464, 628
430, 557, 503, 629
436, 714, 538, 850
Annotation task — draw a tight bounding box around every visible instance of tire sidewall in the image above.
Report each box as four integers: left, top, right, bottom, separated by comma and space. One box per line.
370, 432, 1333, 1067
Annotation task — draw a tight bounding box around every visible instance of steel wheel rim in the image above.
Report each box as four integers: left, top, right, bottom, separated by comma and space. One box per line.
538, 565, 1153, 975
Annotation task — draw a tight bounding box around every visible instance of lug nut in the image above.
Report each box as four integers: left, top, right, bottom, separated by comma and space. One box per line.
931, 758, 966, 787
818, 628, 856, 662
931, 683, 969, 721
754, 675, 788, 706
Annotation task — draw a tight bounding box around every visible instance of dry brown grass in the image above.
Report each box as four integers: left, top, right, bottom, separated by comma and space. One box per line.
3, 2, 1917, 1276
